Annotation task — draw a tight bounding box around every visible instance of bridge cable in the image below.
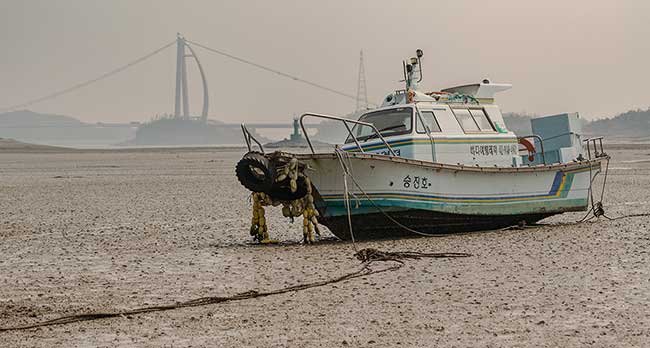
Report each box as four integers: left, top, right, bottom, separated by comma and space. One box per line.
0, 40, 176, 113
186, 40, 375, 106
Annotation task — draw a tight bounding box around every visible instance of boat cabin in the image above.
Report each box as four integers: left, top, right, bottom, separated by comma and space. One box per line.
342, 84, 521, 167
341, 50, 586, 168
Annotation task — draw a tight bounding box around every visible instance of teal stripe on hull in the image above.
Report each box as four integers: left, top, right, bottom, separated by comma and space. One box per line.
320, 198, 589, 217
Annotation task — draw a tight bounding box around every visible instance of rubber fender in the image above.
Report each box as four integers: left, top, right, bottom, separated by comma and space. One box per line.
235, 151, 275, 192
265, 176, 309, 201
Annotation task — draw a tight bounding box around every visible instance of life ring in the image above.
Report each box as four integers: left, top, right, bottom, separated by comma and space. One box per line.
519, 138, 536, 162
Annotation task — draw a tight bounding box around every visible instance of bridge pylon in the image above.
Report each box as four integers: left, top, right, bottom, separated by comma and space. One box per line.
174, 34, 210, 123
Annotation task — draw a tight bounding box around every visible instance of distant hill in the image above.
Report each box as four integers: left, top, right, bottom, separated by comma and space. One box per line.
130, 117, 268, 146
0, 110, 84, 126
0, 137, 73, 152
584, 108, 650, 141
0, 110, 135, 146
502, 109, 650, 142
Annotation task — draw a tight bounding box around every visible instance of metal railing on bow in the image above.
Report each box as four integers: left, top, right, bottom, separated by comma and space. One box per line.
298, 113, 397, 156
240, 124, 265, 153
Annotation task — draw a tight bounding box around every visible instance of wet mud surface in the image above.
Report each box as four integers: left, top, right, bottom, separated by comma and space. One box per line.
0, 147, 649, 347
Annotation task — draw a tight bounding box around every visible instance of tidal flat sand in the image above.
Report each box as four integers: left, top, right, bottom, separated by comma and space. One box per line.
0, 146, 649, 347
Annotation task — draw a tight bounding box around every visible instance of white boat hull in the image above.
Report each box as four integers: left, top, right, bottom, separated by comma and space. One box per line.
295, 152, 603, 240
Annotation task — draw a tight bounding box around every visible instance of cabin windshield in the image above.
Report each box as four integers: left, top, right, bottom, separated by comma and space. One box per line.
346, 107, 412, 143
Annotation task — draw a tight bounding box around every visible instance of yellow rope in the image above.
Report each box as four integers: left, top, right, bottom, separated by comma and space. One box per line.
250, 155, 321, 244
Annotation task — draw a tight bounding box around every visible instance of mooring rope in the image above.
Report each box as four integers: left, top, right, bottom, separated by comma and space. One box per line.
572, 157, 647, 223
334, 147, 359, 250
0, 248, 470, 332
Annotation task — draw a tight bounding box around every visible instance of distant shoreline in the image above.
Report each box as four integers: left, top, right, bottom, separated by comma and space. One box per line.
0, 138, 247, 153
3, 137, 650, 154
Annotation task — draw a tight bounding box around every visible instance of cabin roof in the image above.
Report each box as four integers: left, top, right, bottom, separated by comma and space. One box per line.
441, 82, 512, 99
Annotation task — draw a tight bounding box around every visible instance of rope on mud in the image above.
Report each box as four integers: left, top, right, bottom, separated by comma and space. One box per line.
602, 212, 650, 220
354, 248, 472, 262
0, 248, 471, 332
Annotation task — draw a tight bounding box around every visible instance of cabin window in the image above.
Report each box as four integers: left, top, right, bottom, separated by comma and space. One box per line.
470, 109, 494, 131
453, 109, 480, 132
346, 107, 412, 143
452, 108, 495, 133
416, 111, 442, 133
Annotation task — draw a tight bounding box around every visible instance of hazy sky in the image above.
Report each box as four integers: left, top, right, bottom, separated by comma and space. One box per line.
1, 0, 648, 123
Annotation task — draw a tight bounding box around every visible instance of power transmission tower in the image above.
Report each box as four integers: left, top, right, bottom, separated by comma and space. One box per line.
355, 50, 369, 112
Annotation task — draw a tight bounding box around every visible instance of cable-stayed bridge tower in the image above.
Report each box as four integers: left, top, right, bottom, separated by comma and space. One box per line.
174, 34, 209, 123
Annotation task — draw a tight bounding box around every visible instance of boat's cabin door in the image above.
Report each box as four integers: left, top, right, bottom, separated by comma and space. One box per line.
415, 107, 443, 162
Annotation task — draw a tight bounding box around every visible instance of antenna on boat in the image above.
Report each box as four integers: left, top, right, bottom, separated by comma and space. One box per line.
403, 49, 424, 92
416, 49, 424, 83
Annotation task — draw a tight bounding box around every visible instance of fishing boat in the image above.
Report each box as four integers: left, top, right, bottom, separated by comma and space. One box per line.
236, 49, 609, 241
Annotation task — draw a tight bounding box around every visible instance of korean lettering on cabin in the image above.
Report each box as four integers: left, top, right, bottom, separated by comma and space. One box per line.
470, 144, 518, 156
376, 149, 401, 156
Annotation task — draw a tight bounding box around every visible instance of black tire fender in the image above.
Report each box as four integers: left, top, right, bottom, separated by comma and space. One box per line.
235, 152, 275, 193
265, 176, 309, 201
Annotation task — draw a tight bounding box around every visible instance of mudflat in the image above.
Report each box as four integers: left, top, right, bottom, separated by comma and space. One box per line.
1, 146, 648, 347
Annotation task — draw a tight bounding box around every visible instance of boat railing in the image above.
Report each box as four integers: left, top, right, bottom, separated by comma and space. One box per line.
240, 123, 265, 154
518, 134, 547, 165
584, 136, 606, 159
299, 113, 397, 156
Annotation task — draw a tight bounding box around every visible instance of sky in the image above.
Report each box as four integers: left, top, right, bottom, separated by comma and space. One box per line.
0, 0, 648, 123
